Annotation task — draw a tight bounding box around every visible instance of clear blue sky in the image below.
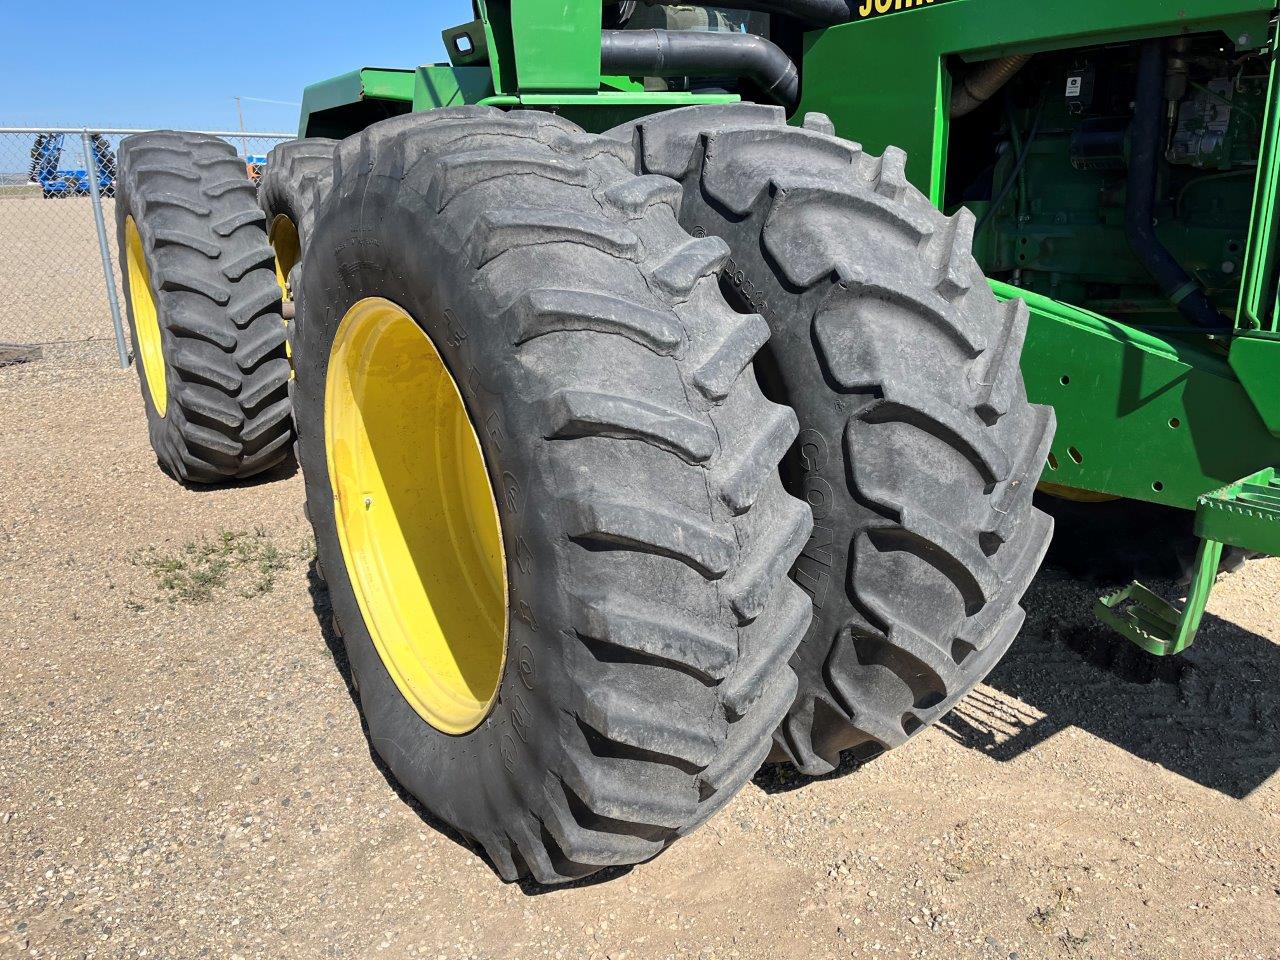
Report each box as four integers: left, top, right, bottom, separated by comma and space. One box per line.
0, 1, 473, 131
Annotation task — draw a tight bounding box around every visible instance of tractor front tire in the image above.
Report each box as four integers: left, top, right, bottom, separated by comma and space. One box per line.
295, 108, 812, 883
611, 104, 1056, 776
116, 131, 293, 483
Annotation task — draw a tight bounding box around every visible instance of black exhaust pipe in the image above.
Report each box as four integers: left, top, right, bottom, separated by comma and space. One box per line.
1126, 40, 1228, 330
600, 29, 799, 111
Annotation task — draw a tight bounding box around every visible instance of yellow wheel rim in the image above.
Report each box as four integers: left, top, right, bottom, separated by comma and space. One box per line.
124, 216, 168, 417
269, 214, 301, 368
268, 214, 300, 302
325, 298, 508, 735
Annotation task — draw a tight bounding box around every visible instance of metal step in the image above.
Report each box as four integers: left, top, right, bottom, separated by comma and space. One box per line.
1096, 467, 1279, 657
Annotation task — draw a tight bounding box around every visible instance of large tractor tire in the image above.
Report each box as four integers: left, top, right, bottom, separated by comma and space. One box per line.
116, 131, 293, 483
609, 104, 1056, 775
258, 137, 337, 314
294, 107, 812, 883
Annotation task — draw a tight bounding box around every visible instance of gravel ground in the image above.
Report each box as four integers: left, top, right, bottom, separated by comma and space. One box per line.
1, 344, 1278, 960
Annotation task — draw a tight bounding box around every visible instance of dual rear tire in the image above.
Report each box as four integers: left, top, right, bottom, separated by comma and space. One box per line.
113, 132, 344, 485
257, 137, 337, 338
607, 105, 1055, 775
116, 106, 1052, 883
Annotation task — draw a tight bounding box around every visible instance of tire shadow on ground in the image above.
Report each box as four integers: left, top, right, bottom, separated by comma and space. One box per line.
754, 569, 1280, 800
937, 568, 1280, 799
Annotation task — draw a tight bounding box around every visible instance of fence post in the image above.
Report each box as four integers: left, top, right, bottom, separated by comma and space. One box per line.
81, 128, 129, 369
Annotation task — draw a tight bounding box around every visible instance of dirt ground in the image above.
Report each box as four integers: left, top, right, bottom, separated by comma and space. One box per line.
1, 340, 1278, 960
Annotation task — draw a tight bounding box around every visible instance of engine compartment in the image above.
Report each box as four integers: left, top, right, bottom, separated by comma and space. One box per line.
946, 33, 1269, 326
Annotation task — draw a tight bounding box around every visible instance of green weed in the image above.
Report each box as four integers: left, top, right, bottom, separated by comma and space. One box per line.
132, 528, 310, 604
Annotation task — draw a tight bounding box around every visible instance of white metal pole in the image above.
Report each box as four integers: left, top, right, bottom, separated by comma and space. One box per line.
81, 129, 129, 369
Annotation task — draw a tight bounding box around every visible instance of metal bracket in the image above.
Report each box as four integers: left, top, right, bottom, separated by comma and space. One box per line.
1095, 467, 1280, 656
443, 20, 489, 68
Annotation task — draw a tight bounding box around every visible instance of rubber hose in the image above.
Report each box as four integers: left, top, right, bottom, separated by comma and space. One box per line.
1125, 40, 1228, 330
600, 29, 800, 111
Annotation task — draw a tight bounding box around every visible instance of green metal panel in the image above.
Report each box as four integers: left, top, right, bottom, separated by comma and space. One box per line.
509, 0, 602, 91
472, 0, 601, 94
355, 68, 417, 102
996, 281, 1280, 508
795, 0, 1274, 201
414, 65, 495, 111
1229, 333, 1280, 434
298, 68, 416, 137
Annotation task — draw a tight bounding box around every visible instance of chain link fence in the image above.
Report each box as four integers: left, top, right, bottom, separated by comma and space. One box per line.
0, 128, 293, 368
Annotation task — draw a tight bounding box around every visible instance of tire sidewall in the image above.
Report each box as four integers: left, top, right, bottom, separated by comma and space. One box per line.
293, 172, 564, 842
613, 106, 1053, 771
678, 160, 876, 750
114, 163, 180, 466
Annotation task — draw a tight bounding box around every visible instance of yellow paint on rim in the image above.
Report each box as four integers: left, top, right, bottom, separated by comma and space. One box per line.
269, 214, 300, 370
124, 216, 168, 417
325, 298, 508, 735
268, 214, 301, 302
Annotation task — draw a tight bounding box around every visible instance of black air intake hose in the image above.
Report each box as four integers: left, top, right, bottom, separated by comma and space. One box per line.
601, 29, 800, 111
1126, 40, 1228, 330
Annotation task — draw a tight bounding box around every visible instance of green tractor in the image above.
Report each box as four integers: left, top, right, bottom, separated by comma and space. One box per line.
112, 0, 1280, 884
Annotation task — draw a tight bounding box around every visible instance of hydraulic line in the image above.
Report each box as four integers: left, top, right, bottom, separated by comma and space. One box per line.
1126, 40, 1229, 330
976, 97, 1045, 236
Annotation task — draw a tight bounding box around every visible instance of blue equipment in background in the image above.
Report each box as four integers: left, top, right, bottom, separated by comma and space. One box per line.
29, 133, 116, 199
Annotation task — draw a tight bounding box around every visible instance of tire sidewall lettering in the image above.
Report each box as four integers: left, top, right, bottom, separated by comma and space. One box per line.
795, 429, 833, 609
693, 224, 767, 311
